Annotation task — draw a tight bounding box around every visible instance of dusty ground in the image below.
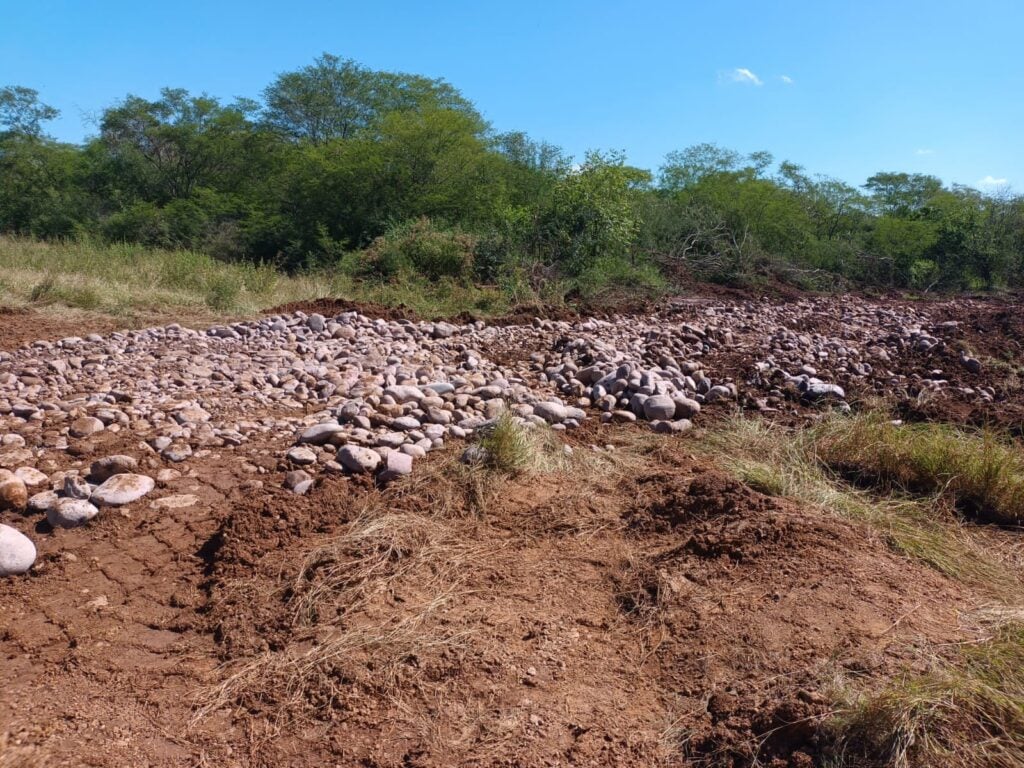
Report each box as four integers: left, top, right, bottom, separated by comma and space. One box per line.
1, 292, 1022, 767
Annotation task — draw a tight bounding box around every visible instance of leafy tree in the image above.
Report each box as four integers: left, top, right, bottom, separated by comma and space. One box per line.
0, 85, 59, 138
262, 53, 479, 144
865, 172, 942, 216
98, 88, 267, 202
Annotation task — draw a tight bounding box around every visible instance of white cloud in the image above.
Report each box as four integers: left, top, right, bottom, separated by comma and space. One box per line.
724, 68, 763, 86
977, 175, 1009, 187
914, 148, 934, 156
780, 75, 794, 84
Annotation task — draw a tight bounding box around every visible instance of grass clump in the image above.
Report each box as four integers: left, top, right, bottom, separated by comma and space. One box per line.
830, 622, 1024, 768
702, 416, 1012, 590
814, 413, 1024, 526
471, 410, 570, 475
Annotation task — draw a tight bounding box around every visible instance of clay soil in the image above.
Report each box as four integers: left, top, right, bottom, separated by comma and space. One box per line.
2, 291, 1023, 767
0, 428, 987, 768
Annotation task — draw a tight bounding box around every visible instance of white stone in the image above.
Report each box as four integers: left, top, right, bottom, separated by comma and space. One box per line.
90, 473, 155, 506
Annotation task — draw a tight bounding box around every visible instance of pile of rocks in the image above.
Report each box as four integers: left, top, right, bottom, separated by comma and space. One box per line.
1, 296, 996, 573
0, 456, 156, 574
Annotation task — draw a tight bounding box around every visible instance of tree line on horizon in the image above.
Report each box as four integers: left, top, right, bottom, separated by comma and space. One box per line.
1, 53, 1022, 297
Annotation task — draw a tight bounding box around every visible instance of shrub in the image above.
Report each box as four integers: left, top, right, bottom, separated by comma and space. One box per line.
360, 217, 476, 281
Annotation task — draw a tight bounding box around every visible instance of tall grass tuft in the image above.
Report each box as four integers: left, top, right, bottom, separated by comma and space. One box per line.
830, 622, 1024, 768
813, 413, 1024, 526
702, 416, 1014, 591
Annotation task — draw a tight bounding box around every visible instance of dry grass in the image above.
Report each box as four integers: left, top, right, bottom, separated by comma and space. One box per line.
0, 235, 510, 322
0, 235, 329, 316
471, 411, 572, 475
702, 417, 1016, 593
829, 622, 1024, 768
813, 412, 1024, 526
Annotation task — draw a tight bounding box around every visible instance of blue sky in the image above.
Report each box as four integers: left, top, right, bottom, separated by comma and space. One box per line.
2, 0, 1020, 191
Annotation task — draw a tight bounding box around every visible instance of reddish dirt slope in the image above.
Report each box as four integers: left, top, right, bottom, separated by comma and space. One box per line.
1, 432, 978, 768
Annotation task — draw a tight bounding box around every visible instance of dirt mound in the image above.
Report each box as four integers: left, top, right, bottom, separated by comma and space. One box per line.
266, 297, 420, 321
171, 451, 973, 767
0, 307, 122, 352
619, 468, 969, 766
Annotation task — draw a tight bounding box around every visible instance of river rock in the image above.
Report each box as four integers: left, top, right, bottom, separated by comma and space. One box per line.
337, 445, 382, 474
90, 473, 155, 506
0, 524, 35, 575
48, 498, 100, 528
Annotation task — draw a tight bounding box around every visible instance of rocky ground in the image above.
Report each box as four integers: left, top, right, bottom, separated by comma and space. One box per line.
1, 293, 1021, 766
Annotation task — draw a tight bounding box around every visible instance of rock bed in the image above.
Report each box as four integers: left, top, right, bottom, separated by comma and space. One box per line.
0, 296, 990, 574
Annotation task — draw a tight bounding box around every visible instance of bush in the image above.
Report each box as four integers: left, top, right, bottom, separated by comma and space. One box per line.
360, 218, 477, 281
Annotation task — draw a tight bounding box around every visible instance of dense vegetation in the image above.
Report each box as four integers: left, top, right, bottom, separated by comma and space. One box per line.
2, 55, 1022, 299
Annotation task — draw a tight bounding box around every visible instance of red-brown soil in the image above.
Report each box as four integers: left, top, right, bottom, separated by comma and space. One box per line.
0, 430, 983, 767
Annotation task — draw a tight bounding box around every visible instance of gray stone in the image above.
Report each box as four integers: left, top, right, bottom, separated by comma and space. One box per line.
48, 498, 99, 528
533, 401, 567, 423
69, 416, 104, 438
286, 446, 318, 465
284, 469, 314, 494
672, 396, 701, 419
378, 451, 413, 483
28, 490, 59, 512
297, 422, 346, 445
337, 445, 382, 474
90, 473, 155, 506
642, 394, 676, 421
90, 455, 139, 482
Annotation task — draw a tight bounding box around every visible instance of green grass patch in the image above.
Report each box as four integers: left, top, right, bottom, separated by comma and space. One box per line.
702, 417, 1014, 591
813, 413, 1024, 526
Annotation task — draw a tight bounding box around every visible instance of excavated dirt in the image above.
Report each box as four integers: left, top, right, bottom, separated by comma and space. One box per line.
1, 433, 983, 768
2, 291, 1022, 767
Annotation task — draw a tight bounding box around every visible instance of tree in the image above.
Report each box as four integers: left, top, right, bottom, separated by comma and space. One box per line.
659, 143, 741, 190
99, 88, 266, 202
864, 172, 942, 216
262, 53, 480, 144
0, 85, 59, 138
535, 150, 649, 272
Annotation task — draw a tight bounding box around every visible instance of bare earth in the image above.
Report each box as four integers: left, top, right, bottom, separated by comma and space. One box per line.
1, 293, 1022, 767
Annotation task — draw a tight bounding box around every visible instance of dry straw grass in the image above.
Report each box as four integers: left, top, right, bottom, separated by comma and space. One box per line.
703, 415, 1016, 592
829, 621, 1024, 768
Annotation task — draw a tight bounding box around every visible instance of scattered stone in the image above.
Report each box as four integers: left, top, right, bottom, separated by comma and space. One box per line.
28, 490, 59, 512
150, 494, 199, 510
14, 467, 48, 488
90, 473, 155, 506
0, 524, 35, 575
0, 470, 28, 512
284, 469, 314, 494
90, 455, 139, 482
378, 451, 413, 483
69, 416, 104, 438
48, 498, 99, 528
337, 445, 382, 474
286, 446, 318, 465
